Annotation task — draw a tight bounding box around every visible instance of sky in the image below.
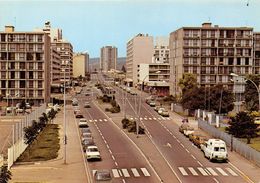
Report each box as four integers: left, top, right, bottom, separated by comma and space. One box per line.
0, 0, 259, 58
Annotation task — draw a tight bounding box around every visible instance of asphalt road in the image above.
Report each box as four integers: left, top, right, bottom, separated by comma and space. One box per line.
74, 90, 160, 183
113, 85, 252, 183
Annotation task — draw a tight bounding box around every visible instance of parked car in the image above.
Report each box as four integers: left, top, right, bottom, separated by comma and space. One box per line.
81, 132, 93, 142
16, 108, 24, 113
94, 170, 112, 182
193, 135, 208, 148
82, 138, 95, 152
154, 105, 162, 112
157, 107, 166, 115
79, 118, 88, 128
72, 101, 79, 106
160, 109, 169, 117
130, 90, 137, 95
201, 139, 228, 162
86, 145, 101, 161
179, 123, 190, 133
254, 117, 260, 124
81, 128, 91, 134
84, 102, 91, 108
183, 126, 194, 137
75, 112, 84, 118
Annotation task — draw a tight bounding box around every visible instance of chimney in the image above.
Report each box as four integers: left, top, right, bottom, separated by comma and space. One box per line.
202, 22, 212, 28
5, 25, 15, 32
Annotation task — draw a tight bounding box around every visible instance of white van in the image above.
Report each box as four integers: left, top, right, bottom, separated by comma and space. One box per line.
202, 139, 228, 162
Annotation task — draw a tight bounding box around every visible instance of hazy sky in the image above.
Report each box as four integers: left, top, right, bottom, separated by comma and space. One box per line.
0, 0, 259, 57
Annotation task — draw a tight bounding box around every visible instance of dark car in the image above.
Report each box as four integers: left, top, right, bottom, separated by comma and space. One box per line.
82, 138, 95, 152
75, 112, 84, 118
94, 170, 112, 182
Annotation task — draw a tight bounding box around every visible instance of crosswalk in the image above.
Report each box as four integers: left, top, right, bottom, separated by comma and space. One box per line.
88, 117, 172, 123
178, 166, 238, 177
92, 167, 150, 178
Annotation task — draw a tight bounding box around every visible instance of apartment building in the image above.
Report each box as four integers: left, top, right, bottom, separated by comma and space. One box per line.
50, 47, 61, 86
0, 25, 51, 105
36, 22, 73, 85
73, 52, 89, 78
254, 32, 260, 74
169, 22, 254, 96
51, 40, 73, 84
100, 46, 117, 72
153, 36, 169, 64
126, 34, 153, 86
138, 63, 170, 96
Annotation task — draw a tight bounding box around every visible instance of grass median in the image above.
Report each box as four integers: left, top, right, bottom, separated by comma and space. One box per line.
17, 124, 60, 162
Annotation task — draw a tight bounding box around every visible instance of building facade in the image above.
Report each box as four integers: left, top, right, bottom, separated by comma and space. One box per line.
51, 41, 73, 84
126, 34, 153, 86
254, 32, 260, 75
153, 36, 169, 64
50, 47, 61, 85
138, 63, 170, 96
100, 46, 117, 72
0, 26, 51, 105
73, 52, 89, 78
169, 22, 254, 96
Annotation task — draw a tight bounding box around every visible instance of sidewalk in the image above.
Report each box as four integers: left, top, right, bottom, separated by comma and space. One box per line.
10, 105, 89, 183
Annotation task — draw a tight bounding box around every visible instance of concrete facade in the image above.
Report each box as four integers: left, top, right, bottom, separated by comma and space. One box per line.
153, 36, 169, 64
254, 32, 260, 75
73, 52, 89, 78
169, 22, 254, 96
0, 26, 51, 105
126, 34, 153, 85
50, 47, 61, 85
100, 46, 117, 72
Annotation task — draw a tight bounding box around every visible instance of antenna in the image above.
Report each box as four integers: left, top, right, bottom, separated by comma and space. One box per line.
246, 0, 249, 6
14, 16, 16, 27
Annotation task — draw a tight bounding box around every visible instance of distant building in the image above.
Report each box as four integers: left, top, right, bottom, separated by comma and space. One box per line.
100, 46, 117, 72
34, 21, 62, 42
169, 22, 254, 96
126, 34, 153, 86
73, 52, 89, 78
50, 47, 61, 86
0, 25, 51, 105
153, 36, 169, 64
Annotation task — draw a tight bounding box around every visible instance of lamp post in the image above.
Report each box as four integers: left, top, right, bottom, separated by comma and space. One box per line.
63, 65, 68, 164
231, 73, 260, 112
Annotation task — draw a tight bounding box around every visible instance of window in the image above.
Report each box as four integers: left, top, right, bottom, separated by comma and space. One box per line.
20, 71, 25, 79
228, 58, 233, 65
245, 58, 249, 65
20, 80, 25, 88
237, 58, 241, 65
38, 90, 43, 97
29, 81, 34, 88
38, 81, 43, 88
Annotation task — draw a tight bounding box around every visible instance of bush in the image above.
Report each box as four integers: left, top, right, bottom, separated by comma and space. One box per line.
110, 105, 120, 113
105, 108, 110, 112
121, 118, 145, 134
122, 118, 130, 129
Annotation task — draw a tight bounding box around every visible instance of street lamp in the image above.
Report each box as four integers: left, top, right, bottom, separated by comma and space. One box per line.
63, 62, 69, 164
230, 73, 260, 112
137, 70, 161, 137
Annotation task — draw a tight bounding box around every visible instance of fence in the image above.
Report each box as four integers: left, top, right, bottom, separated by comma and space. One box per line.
198, 118, 260, 167
7, 104, 46, 169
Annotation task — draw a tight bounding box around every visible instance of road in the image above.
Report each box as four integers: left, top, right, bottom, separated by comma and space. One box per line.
73, 87, 161, 183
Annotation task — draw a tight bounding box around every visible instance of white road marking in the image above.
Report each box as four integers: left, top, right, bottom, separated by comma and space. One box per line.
167, 117, 170, 120
191, 155, 196, 159
178, 167, 188, 176
177, 139, 180, 143
111, 155, 115, 160
140, 117, 143, 120
94, 119, 97, 122
141, 168, 150, 177
144, 118, 147, 120
188, 167, 198, 176
213, 178, 220, 183
89, 120, 92, 122
121, 169, 130, 177
153, 117, 157, 120
108, 149, 112, 154
131, 168, 140, 177
104, 119, 107, 122
226, 167, 238, 176
158, 118, 161, 120
197, 167, 208, 176
207, 167, 218, 176
180, 144, 185, 148
185, 149, 190, 153
216, 167, 228, 176
197, 161, 203, 167
112, 169, 120, 178
92, 170, 97, 176
99, 119, 102, 122
149, 118, 152, 120
104, 140, 107, 144
115, 162, 118, 166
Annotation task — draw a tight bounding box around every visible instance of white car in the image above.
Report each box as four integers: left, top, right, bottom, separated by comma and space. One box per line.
86, 145, 101, 161
79, 118, 88, 128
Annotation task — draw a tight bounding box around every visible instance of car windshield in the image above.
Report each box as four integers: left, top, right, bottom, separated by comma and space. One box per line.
96, 171, 111, 180
214, 147, 226, 152
88, 148, 98, 152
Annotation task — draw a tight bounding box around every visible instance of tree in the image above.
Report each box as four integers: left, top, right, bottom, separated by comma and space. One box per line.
226, 111, 259, 144
181, 86, 206, 111
208, 85, 234, 114
23, 120, 39, 145
244, 75, 260, 111
0, 165, 12, 183
178, 73, 197, 95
